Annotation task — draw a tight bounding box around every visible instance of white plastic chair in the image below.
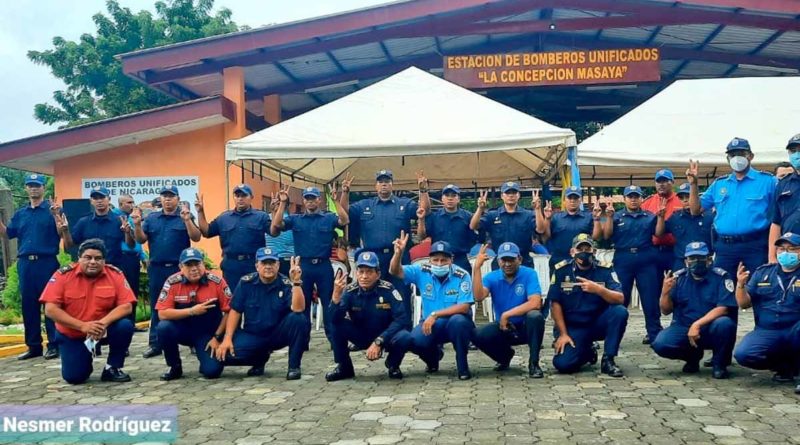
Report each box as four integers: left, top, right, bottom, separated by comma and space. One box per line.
409, 257, 429, 326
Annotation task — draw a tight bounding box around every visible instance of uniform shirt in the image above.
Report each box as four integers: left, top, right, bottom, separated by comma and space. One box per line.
482, 266, 541, 323
425, 208, 477, 256
155, 272, 232, 312
207, 208, 271, 257
547, 260, 622, 326
773, 172, 800, 233
641, 193, 683, 246
231, 273, 295, 336
349, 195, 418, 249
479, 207, 536, 261
746, 264, 800, 330
141, 211, 191, 263
39, 264, 136, 339
664, 209, 714, 259
669, 267, 737, 327
283, 211, 341, 258
546, 210, 593, 262
330, 280, 408, 342
700, 168, 777, 236
611, 210, 657, 250
6, 200, 60, 256
402, 264, 473, 320
71, 213, 126, 266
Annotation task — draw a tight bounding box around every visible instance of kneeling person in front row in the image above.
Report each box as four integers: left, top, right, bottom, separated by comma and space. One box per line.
156, 248, 233, 381
326, 251, 410, 381
549, 234, 628, 377
472, 242, 546, 378
652, 242, 737, 379
214, 249, 309, 380
40, 238, 136, 384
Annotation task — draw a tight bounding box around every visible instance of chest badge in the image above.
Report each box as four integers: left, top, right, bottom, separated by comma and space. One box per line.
379, 296, 384, 304
720, 188, 727, 195
400, 206, 404, 211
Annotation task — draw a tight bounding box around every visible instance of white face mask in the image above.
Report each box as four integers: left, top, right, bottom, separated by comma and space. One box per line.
729, 156, 749, 172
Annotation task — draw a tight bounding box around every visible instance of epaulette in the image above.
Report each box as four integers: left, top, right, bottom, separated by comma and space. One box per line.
106, 264, 123, 274
754, 263, 776, 273
206, 273, 222, 284
377, 280, 393, 289
452, 268, 467, 278
673, 268, 687, 277
596, 261, 613, 269
712, 267, 728, 276
57, 264, 75, 274
241, 272, 257, 282
346, 282, 359, 292
282, 277, 292, 286
166, 273, 183, 285
420, 264, 432, 273
554, 260, 569, 270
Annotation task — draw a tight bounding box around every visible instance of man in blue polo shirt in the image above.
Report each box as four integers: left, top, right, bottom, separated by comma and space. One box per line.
471, 242, 545, 378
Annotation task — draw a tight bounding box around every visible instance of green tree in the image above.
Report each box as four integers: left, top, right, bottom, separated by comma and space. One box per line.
28, 0, 240, 127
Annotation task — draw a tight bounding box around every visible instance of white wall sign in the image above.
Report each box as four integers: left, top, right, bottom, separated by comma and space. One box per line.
81, 176, 200, 210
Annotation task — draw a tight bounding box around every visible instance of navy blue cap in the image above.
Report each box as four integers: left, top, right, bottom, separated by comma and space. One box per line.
500, 181, 521, 193
375, 169, 393, 180
655, 169, 674, 181
356, 251, 379, 268
676, 182, 691, 195
24, 174, 45, 186
89, 186, 110, 198
442, 184, 460, 195
623, 185, 643, 196
571, 233, 595, 249
684, 241, 710, 257
302, 186, 321, 198
430, 241, 454, 257
159, 184, 179, 195
179, 247, 204, 264
787, 133, 800, 149
255, 247, 279, 261
775, 232, 800, 247
565, 185, 582, 197
497, 242, 521, 259
726, 137, 751, 152
232, 183, 253, 196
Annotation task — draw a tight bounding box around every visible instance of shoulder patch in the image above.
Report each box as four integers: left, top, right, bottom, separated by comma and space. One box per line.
712, 267, 727, 276
58, 264, 75, 274
282, 277, 292, 286
241, 272, 257, 282
391, 289, 403, 301
452, 268, 467, 278
554, 260, 569, 270
421, 264, 432, 273
596, 261, 612, 269
673, 268, 688, 277
166, 273, 183, 285
346, 282, 359, 292
377, 280, 393, 289
724, 278, 735, 293
206, 273, 222, 284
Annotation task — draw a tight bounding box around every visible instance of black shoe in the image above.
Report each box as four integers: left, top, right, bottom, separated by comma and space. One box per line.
142, 347, 162, 359
589, 342, 600, 365
160, 366, 183, 381
601, 356, 624, 378
641, 336, 651, 345
387, 367, 403, 379
286, 368, 301, 380
189, 346, 196, 356
347, 342, 359, 352
773, 371, 795, 383
325, 366, 355, 382
795, 383, 800, 395
528, 363, 544, 379
458, 370, 472, 380
94, 344, 102, 357
682, 361, 700, 374
425, 349, 445, 373
44, 347, 59, 360
712, 366, 730, 379
16, 349, 42, 360
247, 366, 265, 377
703, 358, 713, 368
101, 367, 132, 383
493, 361, 511, 372
124, 349, 130, 357
468, 342, 478, 351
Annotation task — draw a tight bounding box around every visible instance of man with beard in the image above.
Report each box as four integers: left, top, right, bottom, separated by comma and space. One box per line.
417, 184, 477, 273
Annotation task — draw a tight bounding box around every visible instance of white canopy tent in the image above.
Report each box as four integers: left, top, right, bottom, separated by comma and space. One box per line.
226, 67, 576, 191
578, 77, 800, 186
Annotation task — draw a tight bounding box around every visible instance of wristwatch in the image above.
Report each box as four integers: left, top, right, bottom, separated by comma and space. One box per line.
374, 337, 384, 347
292, 281, 303, 287
214, 333, 224, 342
430, 311, 438, 319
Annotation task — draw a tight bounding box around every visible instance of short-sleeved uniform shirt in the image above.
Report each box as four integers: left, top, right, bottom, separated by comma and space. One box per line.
283, 211, 342, 258
142, 211, 191, 263
426, 208, 477, 256
482, 266, 541, 323
546, 210, 593, 262
547, 260, 622, 326
611, 210, 657, 250
330, 280, 408, 341
231, 273, 295, 336
746, 263, 800, 330
700, 168, 777, 236
6, 200, 61, 256
155, 272, 232, 312
668, 268, 737, 326
71, 213, 126, 266
402, 264, 473, 320
773, 172, 800, 234
479, 207, 536, 262
349, 196, 418, 249
664, 209, 714, 259
207, 208, 271, 257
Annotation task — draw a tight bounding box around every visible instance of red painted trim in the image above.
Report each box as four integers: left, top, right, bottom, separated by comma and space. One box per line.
676, 0, 800, 14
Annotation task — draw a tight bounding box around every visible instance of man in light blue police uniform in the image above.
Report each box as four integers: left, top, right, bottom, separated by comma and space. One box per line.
471, 242, 546, 378
390, 237, 474, 379
735, 232, 800, 394
768, 133, 800, 263
471, 181, 536, 268
688, 137, 777, 281
417, 184, 477, 272
652, 242, 737, 379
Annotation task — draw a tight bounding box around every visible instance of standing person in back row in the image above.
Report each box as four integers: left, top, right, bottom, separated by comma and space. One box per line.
642, 169, 684, 289
471, 181, 536, 268
416, 184, 477, 273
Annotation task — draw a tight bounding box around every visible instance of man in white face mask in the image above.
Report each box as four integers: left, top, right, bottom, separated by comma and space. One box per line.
768, 133, 800, 263
687, 137, 777, 286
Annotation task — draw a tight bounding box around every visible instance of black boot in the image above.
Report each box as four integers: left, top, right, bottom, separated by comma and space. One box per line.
101, 367, 132, 383
601, 356, 623, 378
160, 366, 183, 381
325, 366, 355, 382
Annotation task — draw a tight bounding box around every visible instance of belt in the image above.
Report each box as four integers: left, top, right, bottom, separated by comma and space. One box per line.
713, 230, 768, 244
365, 248, 393, 254
301, 257, 329, 265
151, 261, 177, 267
617, 247, 653, 254
18, 254, 54, 261
225, 254, 254, 261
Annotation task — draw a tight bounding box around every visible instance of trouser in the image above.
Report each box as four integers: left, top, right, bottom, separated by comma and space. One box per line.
734, 321, 800, 374
147, 262, 180, 349
651, 317, 737, 367
221, 256, 256, 292
713, 235, 768, 286
18, 255, 59, 350
473, 310, 545, 365
545, 255, 571, 318
300, 258, 334, 344
204, 313, 309, 378
614, 249, 662, 342
156, 319, 220, 378
654, 245, 675, 291
553, 305, 628, 373
118, 252, 141, 324
330, 319, 407, 371
57, 319, 134, 384
373, 249, 412, 328
401, 314, 473, 375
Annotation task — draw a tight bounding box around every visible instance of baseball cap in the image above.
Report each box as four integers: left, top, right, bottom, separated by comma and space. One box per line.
89, 186, 110, 198
232, 184, 253, 196
726, 137, 751, 152
787, 133, 800, 149
676, 182, 691, 196
430, 241, 454, 257
179, 248, 204, 264
775, 232, 800, 247
24, 174, 45, 186
623, 185, 643, 197
375, 169, 393, 181
302, 186, 321, 198
655, 169, 674, 182
565, 185, 582, 197
571, 233, 595, 249
255, 247, 279, 261
356, 251, 379, 268
500, 181, 520, 193
684, 241, 710, 257
497, 242, 521, 259
159, 184, 179, 195
442, 184, 460, 195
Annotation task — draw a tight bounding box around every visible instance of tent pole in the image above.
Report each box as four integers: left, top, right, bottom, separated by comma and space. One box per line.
225, 160, 231, 210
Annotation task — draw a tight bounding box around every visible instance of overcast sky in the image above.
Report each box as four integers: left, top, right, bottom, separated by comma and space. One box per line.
0, 0, 387, 143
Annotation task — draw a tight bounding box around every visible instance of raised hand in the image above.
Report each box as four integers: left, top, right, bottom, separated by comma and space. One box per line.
195, 193, 204, 213
477, 190, 488, 210
393, 230, 409, 254
130, 207, 143, 226
657, 197, 668, 218
604, 197, 616, 216
329, 182, 339, 202
278, 185, 290, 203
49, 196, 62, 217
416, 170, 429, 189
532, 189, 541, 211
474, 243, 490, 268
341, 172, 355, 192
119, 215, 132, 234
180, 202, 192, 221
333, 269, 347, 293
416, 207, 426, 220
662, 270, 676, 295
736, 262, 750, 285
543, 201, 553, 220
289, 256, 302, 283
686, 159, 699, 184
592, 199, 603, 219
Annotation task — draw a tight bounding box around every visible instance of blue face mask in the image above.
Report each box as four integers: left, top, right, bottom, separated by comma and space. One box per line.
790, 152, 800, 170
777, 251, 800, 269
430, 264, 450, 277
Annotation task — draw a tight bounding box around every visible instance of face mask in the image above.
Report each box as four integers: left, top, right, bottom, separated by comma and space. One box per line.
790, 152, 800, 170
574, 251, 594, 266
777, 251, 800, 269
688, 261, 709, 277
728, 156, 749, 172
430, 264, 450, 277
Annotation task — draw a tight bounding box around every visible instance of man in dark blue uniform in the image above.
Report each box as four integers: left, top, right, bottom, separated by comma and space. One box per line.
656, 183, 714, 271
271, 184, 349, 344
601, 185, 662, 344
651, 242, 737, 379
196, 184, 271, 287
132, 183, 202, 358
213, 250, 309, 380
549, 234, 627, 377
0, 174, 62, 360
769, 133, 800, 263
471, 242, 546, 378
535, 186, 599, 270
417, 184, 476, 272
325, 251, 410, 381
734, 232, 800, 394
471, 181, 536, 267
